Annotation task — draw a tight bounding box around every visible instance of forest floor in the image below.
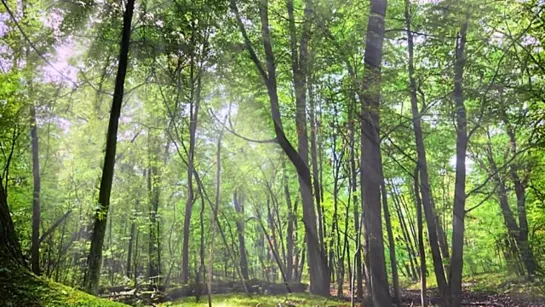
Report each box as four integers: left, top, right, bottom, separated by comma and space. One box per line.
162, 273, 545, 307
3, 270, 544, 306
166, 293, 350, 306
402, 272, 545, 306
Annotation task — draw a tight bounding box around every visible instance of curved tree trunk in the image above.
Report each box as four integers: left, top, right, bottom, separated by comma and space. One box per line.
231, 0, 330, 295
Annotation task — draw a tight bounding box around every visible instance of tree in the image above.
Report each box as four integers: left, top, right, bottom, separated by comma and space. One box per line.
230, 0, 330, 295
358, 0, 390, 305
449, 20, 468, 307
84, 0, 135, 294
30, 103, 41, 275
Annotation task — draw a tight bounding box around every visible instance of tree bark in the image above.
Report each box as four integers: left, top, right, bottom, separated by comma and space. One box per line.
501, 110, 537, 277
127, 201, 137, 279
449, 21, 469, 307
207, 126, 225, 307
382, 183, 401, 306
233, 191, 250, 281
405, 0, 449, 303
414, 168, 428, 307
349, 98, 364, 299
147, 141, 161, 285
358, 0, 390, 305
181, 59, 202, 285
30, 104, 41, 275
84, 0, 135, 294
0, 181, 25, 266
283, 161, 294, 281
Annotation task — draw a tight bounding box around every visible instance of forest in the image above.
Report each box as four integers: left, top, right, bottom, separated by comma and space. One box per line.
0, 0, 544, 306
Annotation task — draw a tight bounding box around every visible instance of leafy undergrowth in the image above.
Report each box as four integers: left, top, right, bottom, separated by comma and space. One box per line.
0, 265, 127, 307
163, 293, 351, 307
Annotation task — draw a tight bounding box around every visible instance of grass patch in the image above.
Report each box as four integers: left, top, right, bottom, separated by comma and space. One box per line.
0, 265, 127, 307
163, 293, 351, 307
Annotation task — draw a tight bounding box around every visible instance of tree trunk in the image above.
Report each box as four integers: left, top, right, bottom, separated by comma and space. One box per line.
283, 161, 294, 281
502, 112, 537, 277
181, 61, 202, 285
207, 127, 224, 307
308, 72, 325, 251
147, 144, 161, 285
392, 186, 419, 281
449, 21, 468, 307
30, 104, 41, 275
233, 191, 250, 280
348, 96, 364, 299
359, 0, 390, 305
84, 0, 134, 294
414, 168, 428, 307
382, 183, 401, 306
286, 0, 330, 295
0, 182, 25, 266
405, 0, 449, 303
127, 202, 136, 279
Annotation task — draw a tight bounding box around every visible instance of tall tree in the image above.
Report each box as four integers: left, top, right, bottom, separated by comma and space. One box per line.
358, 0, 390, 305
233, 191, 250, 281
181, 53, 202, 285
84, 0, 135, 294
30, 104, 41, 275
230, 0, 330, 295
405, 0, 449, 303
449, 20, 469, 307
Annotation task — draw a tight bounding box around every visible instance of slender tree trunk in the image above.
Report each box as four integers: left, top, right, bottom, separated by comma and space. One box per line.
30, 104, 41, 275
308, 73, 325, 251
414, 168, 428, 307
449, 21, 468, 307
233, 191, 250, 280
392, 187, 419, 281
483, 139, 536, 277
283, 161, 294, 281
359, 0, 390, 305
287, 0, 330, 294
147, 149, 161, 285
404, 0, 448, 303
382, 183, 401, 306
349, 96, 364, 299
181, 64, 202, 284
501, 112, 537, 277
207, 126, 225, 307
127, 202, 136, 279
84, 0, 134, 294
